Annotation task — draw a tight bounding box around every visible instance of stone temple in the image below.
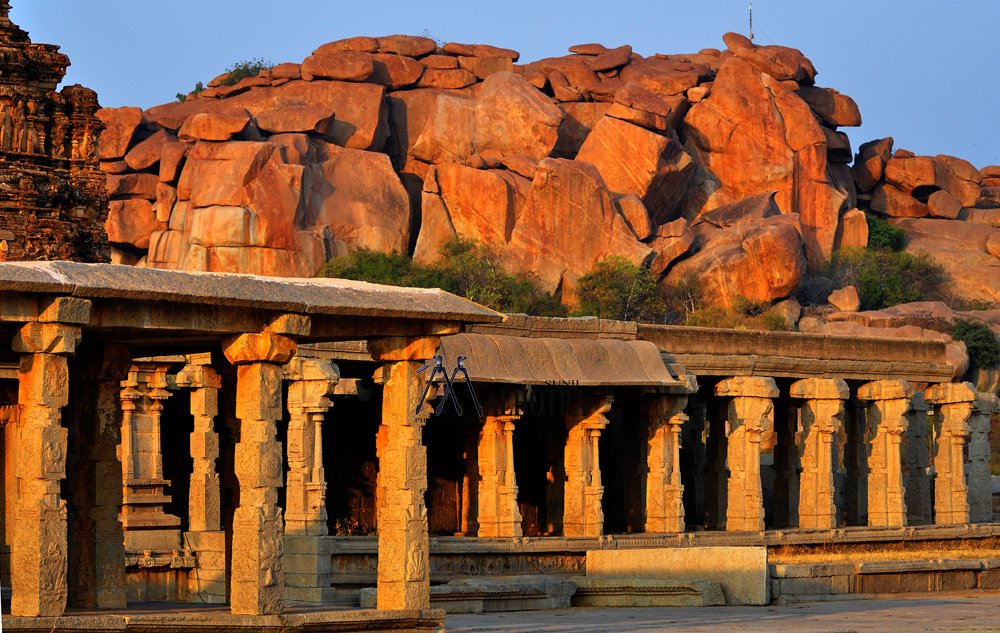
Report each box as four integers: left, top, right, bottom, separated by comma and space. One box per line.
0, 0, 108, 264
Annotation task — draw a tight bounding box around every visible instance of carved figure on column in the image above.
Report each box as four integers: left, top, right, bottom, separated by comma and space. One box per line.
645, 393, 688, 533
563, 394, 612, 537
716, 377, 778, 532
791, 378, 848, 530
858, 380, 913, 527
223, 330, 297, 615
11, 321, 82, 616
968, 393, 998, 523
477, 386, 522, 537
925, 382, 978, 525
369, 336, 438, 611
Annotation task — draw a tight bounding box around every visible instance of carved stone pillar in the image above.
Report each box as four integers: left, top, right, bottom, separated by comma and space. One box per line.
118, 362, 180, 552
477, 405, 522, 538
968, 393, 998, 523
926, 382, 977, 525
904, 393, 933, 526
175, 362, 225, 604
564, 395, 612, 537
11, 321, 81, 616
645, 393, 687, 533
370, 337, 437, 610
858, 380, 913, 527
67, 342, 130, 609
284, 356, 338, 604
223, 331, 296, 615
716, 377, 778, 532
790, 378, 848, 530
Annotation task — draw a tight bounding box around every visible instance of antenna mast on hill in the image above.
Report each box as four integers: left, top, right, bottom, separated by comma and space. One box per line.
749, 1, 754, 41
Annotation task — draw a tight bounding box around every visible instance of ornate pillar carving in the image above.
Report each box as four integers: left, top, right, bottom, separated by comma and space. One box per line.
118, 362, 180, 552
223, 331, 296, 615
283, 356, 338, 604
925, 382, 977, 525
904, 393, 933, 525
790, 378, 848, 530
67, 342, 130, 609
11, 321, 81, 616
563, 395, 612, 537
858, 380, 913, 527
716, 377, 778, 532
175, 361, 225, 604
477, 400, 522, 538
968, 393, 998, 523
370, 336, 437, 610
645, 393, 688, 533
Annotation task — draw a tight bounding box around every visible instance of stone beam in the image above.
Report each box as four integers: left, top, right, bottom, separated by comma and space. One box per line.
790, 378, 848, 530
926, 382, 977, 525
716, 377, 778, 532
223, 331, 296, 615
858, 380, 914, 527
370, 337, 438, 611
11, 322, 80, 616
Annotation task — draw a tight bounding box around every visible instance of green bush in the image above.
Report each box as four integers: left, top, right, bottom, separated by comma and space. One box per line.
826, 247, 946, 311
317, 237, 566, 317
175, 81, 203, 103
218, 58, 274, 86
573, 257, 666, 323
949, 318, 1000, 368
866, 214, 907, 252
685, 301, 792, 332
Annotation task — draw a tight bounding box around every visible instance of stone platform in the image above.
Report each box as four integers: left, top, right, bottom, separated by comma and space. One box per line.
1, 603, 446, 633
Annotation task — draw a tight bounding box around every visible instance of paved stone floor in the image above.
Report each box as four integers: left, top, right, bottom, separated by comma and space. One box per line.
446, 591, 1000, 632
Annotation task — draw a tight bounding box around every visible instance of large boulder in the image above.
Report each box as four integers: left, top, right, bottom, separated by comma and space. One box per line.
504, 158, 653, 298
851, 138, 893, 193
575, 116, 695, 226
410, 72, 564, 164
96, 106, 144, 160
681, 57, 849, 269
664, 215, 805, 308
145, 79, 390, 151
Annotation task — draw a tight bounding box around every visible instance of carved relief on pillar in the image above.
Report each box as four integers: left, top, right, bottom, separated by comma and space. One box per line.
968, 393, 999, 524
11, 322, 80, 617
369, 336, 438, 611
477, 403, 522, 538
904, 393, 933, 525
564, 395, 612, 537
284, 357, 339, 536
175, 363, 223, 533
790, 378, 848, 530
858, 380, 914, 528
223, 331, 296, 616
925, 382, 978, 525
716, 377, 778, 532
644, 393, 688, 533
117, 362, 181, 552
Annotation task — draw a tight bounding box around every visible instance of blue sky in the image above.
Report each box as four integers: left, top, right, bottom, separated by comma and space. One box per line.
17, 0, 1000, 169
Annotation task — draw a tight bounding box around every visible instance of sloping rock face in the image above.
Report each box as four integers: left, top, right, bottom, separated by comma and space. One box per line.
0, 4, 109, 262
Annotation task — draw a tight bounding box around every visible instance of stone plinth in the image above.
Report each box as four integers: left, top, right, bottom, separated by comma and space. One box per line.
858, 380, 913, 527
12, 322, 80, 616
476, 405, 522, 538
968, 393, 999, 523
790, 378, 848, 530
645, 394, 687, 533
904, 393, 933, 525
284, 356, 338, 604
716, 377, 779, 532
224, 331, 296, 615
371, 336, 437, 611
926, 382, 977, 525
564, 396, 613, 537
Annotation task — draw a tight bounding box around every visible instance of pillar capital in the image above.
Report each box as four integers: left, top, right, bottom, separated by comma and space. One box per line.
223, 331, 296, 365
790, 378, 849, 401
13, 321, 81, 355
368, 336, 439, 362
716, 376, 779, 399
858, 379, 914, 402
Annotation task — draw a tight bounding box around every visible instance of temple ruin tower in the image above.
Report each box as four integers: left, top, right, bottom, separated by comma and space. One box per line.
0, 0, 109, 262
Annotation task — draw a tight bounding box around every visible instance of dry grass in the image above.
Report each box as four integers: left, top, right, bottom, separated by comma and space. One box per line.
769, 536, 1000, 564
